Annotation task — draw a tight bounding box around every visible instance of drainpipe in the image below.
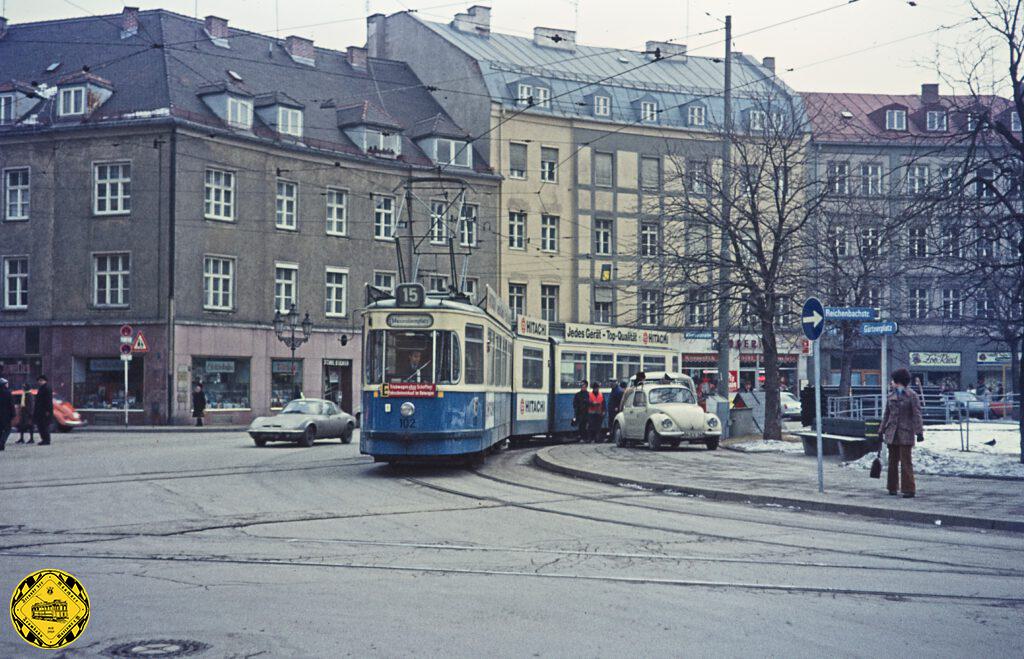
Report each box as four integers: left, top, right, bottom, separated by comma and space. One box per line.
166, 128, 177, 424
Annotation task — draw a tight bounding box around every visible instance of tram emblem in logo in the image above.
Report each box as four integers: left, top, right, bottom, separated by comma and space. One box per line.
10, 569, 90, 649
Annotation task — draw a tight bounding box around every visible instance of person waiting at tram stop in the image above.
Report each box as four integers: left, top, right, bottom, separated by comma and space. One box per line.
608, 380, 625, 429
587, 382, 605, 443
572, 381, 590, 442
879, 368, 925, 499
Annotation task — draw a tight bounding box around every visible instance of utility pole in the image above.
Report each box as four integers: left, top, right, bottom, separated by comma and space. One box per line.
716, 15, 733, 415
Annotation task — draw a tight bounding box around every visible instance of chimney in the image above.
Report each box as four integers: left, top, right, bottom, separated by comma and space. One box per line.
452, 5, 491, 36
204, 15, 229, 39
645, 40, 687, 60
347, 46, 368, 70
534, 27, 576, 51
0, 16, 8, 40
285, 35, 315, 66
120, 7, 139, 38
921, 83, 940, 104
366, 13, 386, 58
762, 56, 776, 73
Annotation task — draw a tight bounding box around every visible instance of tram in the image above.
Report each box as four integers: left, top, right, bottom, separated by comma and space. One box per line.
360, 283, 681, 463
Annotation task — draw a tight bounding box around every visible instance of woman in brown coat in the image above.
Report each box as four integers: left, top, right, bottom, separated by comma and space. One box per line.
879, 368, 925, 498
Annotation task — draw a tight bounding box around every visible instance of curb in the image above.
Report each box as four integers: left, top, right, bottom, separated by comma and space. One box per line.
533, 448, 1024, 534
76, 426, 248, 434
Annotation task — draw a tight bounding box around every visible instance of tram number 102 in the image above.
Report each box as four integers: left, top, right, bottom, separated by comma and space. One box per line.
400, 417, 416, 429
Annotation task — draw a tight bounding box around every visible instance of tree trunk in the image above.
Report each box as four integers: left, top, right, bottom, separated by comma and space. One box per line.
838, 323, 854, 396
760, 318, 782, 441
1018, 336, 1023, 465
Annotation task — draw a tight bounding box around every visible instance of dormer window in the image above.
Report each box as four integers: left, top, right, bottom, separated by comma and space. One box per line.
227, 97, 252, 129
640, 101, 658, 123
277, 106, 303, 137
366, 128, 401, 156
58, 87, 85, 116
748, 110, 766, 131
435, 138, 472, 168
687, 104, 705, 127
517, 83, 533, 106
886, 109, 907, 131
0, 95, 13, 125
594, 95, 610, 117
534, 87, 550, 109
926, 110, 947, 132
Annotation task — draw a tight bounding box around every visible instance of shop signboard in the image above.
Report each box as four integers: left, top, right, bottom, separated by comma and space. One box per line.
977, 352, 1012, 365
909, 352, 961, 368
204, 360, 237, 374
516, 315, 549, 339
563, 322, 671, 347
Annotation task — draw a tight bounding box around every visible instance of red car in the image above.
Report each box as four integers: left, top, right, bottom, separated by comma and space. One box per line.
11, 388, 86, 432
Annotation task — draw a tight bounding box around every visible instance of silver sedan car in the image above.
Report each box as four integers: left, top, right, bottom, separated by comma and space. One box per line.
248, 398, 356, 447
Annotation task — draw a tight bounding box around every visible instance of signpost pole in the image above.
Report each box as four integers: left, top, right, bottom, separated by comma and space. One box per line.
124, 357, 129, 428
880, 333, 889, 416
814, 337, 823, 493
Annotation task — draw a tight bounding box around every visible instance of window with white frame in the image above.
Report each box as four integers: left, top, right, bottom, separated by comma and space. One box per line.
976, 168, 996, 198
275, 180, 297, 229
58, 86, 85, 116
324, 267, 348, 317
509, 143, 527, 179
686, 291, 707, 326
594, 95, 610, 117
828, 224, 848, 257
464, 278, 478, 301
459, 203, 478, 247
639, 289, 661, 326
966, 112, 979, 132
907, 165, 929, 195
541, 285, 559, 322
594, 218, 613, 256
277, 106, 303, 137
908, 287, 928, 320
640, 157, 660, 190
865, 287, 883, 311
4, 168, 30, 221
274, 264, 297, 312
534, 87, 550, 109
540, 214, 559, 252
3, 256, 28, 310
940, 165, 958, 195
373, 195, 396, 240
365, 128, 401, 155
436, 138, 471, 168
373, 271, 395, 293
859, 227, 882, 257
908, 226, 928, 258
429, 201, 449, 244
94, 163, 131, 215
977, 290, 997, 319
688, 160, 707, 194
594, 152, 613, 187
593, 288, 613, 324
508, 211, 526, 249
204, 168, 234, 221
827, 162, 849, 195
640, 101, 658, 123
940, 225, 964, 258
325, 188, 347, 235
941, 288, 963, 320
508, 283, 526, 317
860, 163, 883, 196
540, 147, 558, 182
94, 253, 130, 307
227, 97, 253, 129
748, 110, 766, 131
427, 274, 448, 293
203, 255, 234, 311
687, 104, 706, 127
0, 94, 13, 125
517, 83, 533, 106
926, 110, 947, 132
885, 108, 907, 130
640, 223, 659, 257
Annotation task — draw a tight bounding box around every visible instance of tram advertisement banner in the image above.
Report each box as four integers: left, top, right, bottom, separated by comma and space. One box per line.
380, 383, 437, 398
564, 323, 671, 347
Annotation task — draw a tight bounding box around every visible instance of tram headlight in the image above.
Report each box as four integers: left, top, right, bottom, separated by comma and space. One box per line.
400, 402, 416, 417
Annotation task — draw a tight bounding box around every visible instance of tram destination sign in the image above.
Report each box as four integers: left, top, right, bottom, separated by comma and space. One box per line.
380, 382, 436, 398
564, 322, 671, 347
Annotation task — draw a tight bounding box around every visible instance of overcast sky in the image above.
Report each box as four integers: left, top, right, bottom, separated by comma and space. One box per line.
5, 0, 1005, 94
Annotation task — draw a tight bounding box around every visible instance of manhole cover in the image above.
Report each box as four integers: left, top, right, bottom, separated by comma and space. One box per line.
103, 640, 210, 657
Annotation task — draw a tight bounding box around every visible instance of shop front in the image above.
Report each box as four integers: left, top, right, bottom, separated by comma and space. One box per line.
976, 352, 1013, 393
909, 351, 962, 389
191, 357, 252, 411
322, 358, 354, 413
738, 353, 799, 393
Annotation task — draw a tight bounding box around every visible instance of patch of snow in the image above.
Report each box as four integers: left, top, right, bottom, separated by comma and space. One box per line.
116, 107, 170, 119
920, 422, 1021, 456
729, 439, 805, 454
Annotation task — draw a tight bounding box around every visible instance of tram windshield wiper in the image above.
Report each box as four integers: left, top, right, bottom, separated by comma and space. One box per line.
405, 361, 432, 382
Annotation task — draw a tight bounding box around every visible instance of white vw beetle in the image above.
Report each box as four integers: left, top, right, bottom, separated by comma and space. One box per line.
611, 373, 722, 450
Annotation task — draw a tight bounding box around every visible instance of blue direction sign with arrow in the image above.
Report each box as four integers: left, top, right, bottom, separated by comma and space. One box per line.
825, 307, 877, 321
802, 297, 825, 341
862, 320, 898, 335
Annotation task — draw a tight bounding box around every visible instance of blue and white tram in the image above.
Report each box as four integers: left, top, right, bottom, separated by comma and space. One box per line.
361, 285, 514, 462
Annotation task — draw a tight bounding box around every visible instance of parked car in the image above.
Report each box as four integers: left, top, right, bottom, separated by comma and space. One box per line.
12, 388, 86, 432
611, 380, 722, 450
944, 391, 1009, 418
248, 398, 355, 447
780, 391, 802, 419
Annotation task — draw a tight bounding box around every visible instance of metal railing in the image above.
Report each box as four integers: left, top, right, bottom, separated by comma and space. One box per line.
827, 391, 1021, 423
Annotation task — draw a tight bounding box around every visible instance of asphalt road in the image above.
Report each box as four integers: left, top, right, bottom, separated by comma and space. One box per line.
1, 430, 1022, 658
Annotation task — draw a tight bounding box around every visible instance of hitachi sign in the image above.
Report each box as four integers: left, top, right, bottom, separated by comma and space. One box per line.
563, 323, 671, 347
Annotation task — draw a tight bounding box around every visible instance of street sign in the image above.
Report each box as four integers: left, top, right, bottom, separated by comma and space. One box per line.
132, 332, 149, 353
120, 324, 133, 337
683, 330, 714, 340
801, 297, 825, 341
825, 307, 877, 321
119, 343, 132, 356
861, 321, 898, 336
120, 353, 132, 362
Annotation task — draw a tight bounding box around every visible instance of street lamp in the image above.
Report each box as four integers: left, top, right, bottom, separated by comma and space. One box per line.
273, 303, 313, 402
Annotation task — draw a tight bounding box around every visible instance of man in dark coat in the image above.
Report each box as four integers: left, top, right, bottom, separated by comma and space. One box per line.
0, 378, 14, 451
33, 374, 53, 446
192, 383, 207, 426
572, 380, 589, 442
16, 383, 33, 443
608, 380, 626, 429
879, 368, 925, 498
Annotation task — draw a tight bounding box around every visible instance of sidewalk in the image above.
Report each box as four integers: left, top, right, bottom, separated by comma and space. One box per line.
76, 424, 248, 433
534, 443, 1024, 532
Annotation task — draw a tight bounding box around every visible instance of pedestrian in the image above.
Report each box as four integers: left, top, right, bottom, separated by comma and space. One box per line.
572, 380, 590, 443
0, 378, 14, 451
911, 376, 924, 398
33, 374, 53, 446
16, 384, 34, 443
878, 368, 924, 498
608, 380, 625, 424
588, 382, 605, 443
192, 383, 207, 427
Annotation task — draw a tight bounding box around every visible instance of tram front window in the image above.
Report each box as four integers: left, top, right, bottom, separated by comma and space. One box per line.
388, 331, 434, 383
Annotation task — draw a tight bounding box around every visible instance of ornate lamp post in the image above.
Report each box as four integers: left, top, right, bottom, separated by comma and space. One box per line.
273, 303, 312, 401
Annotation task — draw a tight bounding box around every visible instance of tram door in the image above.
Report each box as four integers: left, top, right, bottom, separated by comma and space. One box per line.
322, 359, 353, 414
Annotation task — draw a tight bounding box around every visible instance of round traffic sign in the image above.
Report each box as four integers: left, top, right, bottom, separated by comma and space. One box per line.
801, 297, 825, 341
120, 324, 133, 337
120, 343, 132, 355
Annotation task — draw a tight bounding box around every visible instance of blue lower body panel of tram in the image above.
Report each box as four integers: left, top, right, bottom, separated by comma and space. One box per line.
552, 392, 610, 436
360, 391, 513, 460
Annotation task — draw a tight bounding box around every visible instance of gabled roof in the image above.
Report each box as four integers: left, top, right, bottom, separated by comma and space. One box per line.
335, 100, 402, 129
254, 91, 303, 109
56, 71, 113, 89
0, 80, 37, 95
409, 112, 469, 140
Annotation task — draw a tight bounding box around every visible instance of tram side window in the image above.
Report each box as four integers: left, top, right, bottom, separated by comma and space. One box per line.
560, 352, 588, 389
365, 330, 384, 384
643, 355, 666, 373
436, 331, 461, 384
522, 347, 545, 389
465, 324, 484, 384
590, 353, 614, 388
616, 355, 641, 383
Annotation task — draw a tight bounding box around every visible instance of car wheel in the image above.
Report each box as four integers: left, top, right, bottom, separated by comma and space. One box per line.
253, 437, 267, 447
341, 424, 354, 444
645, 424, 661, 451
300, 426, 316, 447
706, 438, 720, 451
613, 424, 628, 448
